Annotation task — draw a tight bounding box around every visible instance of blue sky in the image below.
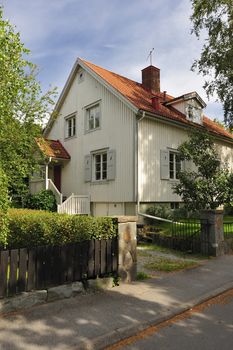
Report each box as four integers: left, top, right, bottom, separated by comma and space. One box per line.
2, 0, 223, 120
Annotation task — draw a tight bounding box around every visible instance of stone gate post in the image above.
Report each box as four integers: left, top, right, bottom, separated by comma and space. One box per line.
117, 216, 137, 282
200, 210, 225, 257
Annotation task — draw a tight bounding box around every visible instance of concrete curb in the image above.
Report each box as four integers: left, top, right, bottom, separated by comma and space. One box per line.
78, 280, 233, 350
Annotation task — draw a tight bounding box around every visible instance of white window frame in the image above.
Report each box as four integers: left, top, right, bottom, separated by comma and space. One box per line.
92, 151, 107, 182
31, 165, 45, 181
85, 102, 101, 132
65, 114, 76, 139
169, 151, 182, 180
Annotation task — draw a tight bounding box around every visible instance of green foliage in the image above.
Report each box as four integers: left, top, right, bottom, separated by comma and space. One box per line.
0, 7, 56, 198
190, 0, 233, 129
0, 166, 9, 248
7, 209, 118, 249
146, 205, 173, 222
25, 190, 57, 212
172, 207, 201, 220
224, 203, 233, 216
143, 257, 198, 272
136, 272, 150, 280
173, 130, 232, 211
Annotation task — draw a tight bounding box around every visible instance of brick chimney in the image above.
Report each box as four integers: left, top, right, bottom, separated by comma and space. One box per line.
142, 65, 160, 93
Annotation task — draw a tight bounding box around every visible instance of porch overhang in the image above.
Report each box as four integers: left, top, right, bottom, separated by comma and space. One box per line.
35, 138, 71, 162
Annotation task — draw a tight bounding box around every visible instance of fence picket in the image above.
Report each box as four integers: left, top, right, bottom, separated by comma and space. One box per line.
51, 246, 61, 285
74, 243, 82, 281
0, 251, 9, 298
66, 244, 75, 282
94, 240, 100, 276
9, 249, 18, 296
18, 248, 27, 293
100, 240, 107, 275
88, 240, 95, 278
27, 249, 36, 291
81, 241, 88, 279
112, 237, 118, 273
106, 240, 112, 273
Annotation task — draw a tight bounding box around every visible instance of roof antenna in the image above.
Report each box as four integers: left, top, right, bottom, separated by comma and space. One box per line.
147, 48, 155, 65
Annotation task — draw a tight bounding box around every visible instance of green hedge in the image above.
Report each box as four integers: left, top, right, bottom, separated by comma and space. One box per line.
6, 209, 118, 249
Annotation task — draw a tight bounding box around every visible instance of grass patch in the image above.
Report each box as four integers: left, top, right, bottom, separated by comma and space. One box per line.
137, 250, 152, 257
143, 257, 198, 272
136, 272, 151, 280
138, 242, 185, 257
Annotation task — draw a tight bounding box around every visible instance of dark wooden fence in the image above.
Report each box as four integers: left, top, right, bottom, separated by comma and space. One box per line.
0, 238, 118, 298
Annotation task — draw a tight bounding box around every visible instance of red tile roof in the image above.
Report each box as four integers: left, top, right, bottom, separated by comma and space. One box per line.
81, 59, 233, 142
36, 138, 70, 160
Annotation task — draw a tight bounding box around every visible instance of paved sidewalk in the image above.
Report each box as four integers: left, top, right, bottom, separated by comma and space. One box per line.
0, 255, 233, 350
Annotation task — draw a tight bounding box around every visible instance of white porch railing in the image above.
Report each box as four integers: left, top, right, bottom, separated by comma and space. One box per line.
47, 179, 63, 205
58, 194, 90, 215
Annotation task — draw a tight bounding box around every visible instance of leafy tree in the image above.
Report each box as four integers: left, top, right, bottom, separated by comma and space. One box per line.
0, 7, 56, 199
0, 166, 9, 247
190, 0, 233, 129
173, 130, 232, 211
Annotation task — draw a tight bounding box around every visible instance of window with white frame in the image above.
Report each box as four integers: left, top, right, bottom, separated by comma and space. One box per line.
86, 104, 100, 131
65, 115, 76, 138
31, 165, 45, 181
93, 151, 107, 181
169, 152, 181, 180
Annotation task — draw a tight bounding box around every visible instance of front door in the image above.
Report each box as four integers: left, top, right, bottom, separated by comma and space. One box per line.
54, 165, 61, 192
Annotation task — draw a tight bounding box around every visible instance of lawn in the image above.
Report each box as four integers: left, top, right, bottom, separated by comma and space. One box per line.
144, 215, 233, 238
137, 243, 204, 279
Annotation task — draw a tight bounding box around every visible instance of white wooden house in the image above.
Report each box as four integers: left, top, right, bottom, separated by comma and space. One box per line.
30, 58, 233, 216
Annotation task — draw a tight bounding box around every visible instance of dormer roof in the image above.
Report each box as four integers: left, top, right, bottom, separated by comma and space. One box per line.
163, 91, 207, 108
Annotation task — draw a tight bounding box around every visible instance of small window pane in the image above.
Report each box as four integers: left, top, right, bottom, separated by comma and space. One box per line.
87, 104, 100, 130
66, 116, 76, 137
94, 152, 107, 181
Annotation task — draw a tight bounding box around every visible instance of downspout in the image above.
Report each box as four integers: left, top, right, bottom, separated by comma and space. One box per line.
45, 157, 52, 190
135, 111, 145, 215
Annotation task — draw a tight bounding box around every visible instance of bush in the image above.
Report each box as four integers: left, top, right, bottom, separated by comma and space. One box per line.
7, 209, 118, 249
24, 190, 57, 211
224, 203, 233, 216
146, 205, 173, 223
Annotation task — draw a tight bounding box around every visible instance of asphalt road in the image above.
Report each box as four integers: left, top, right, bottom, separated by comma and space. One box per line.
108, 289, 233, 350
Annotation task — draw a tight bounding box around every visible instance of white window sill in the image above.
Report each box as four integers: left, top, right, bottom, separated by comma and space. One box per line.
90, 180, 109, 185
64, 135, 77, 141
85, 127, 101, 134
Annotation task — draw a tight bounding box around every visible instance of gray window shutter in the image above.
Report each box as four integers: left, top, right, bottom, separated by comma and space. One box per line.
160, 150, 169, 180
84, 155, 92, 182
107, 149, 116, 180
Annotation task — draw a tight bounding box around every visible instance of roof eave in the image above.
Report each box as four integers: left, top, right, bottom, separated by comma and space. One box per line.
140, 109, 233, 145
79, 59, 139, 114
44, 58, 139, 136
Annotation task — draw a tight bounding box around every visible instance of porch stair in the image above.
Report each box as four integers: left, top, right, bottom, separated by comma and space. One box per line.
47, 179, 63, 205
57, 194, 91, 215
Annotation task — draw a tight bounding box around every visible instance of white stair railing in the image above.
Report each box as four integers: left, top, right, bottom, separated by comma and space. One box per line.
47, 179, 63, 205
58, 194, 90, 215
